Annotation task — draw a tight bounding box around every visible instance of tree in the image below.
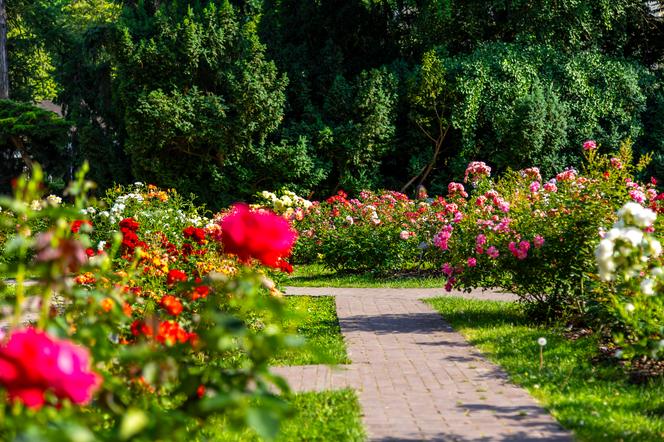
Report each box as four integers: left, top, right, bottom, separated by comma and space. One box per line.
0, 0, 8, 99
113, 1, 288, 207
0, 100, 70, 192
402, 50, 451, 192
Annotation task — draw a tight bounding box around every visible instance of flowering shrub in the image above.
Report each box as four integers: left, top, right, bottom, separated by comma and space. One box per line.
595, 202, 664, 360
438, 141, 660, 319
257, 190, 313, 215
287, 189, 460, 272
0, 166, 299, 440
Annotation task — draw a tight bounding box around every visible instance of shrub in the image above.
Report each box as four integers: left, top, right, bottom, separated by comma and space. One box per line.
0, 165, 298, 441
439, 141, 658, 320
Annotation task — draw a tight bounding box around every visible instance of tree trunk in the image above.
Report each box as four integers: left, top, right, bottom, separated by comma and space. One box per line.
0, 0, 8, 99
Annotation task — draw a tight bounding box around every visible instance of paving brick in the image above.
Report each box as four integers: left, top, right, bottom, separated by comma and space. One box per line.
273, 288, 573, 440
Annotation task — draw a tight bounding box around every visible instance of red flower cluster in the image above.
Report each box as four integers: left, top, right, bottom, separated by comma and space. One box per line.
131, 320, 153, 337
160, 295, 183, 316
167, 269, 187, 285
183, 226, 206, 245
191, 285, 210, 301
157, 321, 197, 346
0, 328, 101, 409
119, 217, 146, 253
218, 204, 297, 268
85, 247, 103, 257
71, 220, 92, 234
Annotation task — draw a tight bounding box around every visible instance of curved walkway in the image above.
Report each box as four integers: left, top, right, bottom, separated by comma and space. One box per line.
274, 286, 571, 442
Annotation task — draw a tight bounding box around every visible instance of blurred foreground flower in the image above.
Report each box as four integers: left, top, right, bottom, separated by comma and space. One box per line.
218, 204, 297, 268
0, 328, 101, 409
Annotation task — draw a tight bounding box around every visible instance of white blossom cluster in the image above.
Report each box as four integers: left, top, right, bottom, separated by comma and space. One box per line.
595, 202, 662, 282
260, 190, 312, 213
99, 193, 145, 223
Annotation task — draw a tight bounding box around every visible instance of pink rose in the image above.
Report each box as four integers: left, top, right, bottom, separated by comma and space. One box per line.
583, 140, 597, 151
0, 328, 101, 409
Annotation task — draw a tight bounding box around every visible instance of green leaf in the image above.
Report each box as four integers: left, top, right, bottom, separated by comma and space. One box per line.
119, 408, 149, 440
247, 406, 280, 441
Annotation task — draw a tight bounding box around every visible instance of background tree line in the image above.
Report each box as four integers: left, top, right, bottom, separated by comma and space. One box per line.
2, 0, 664, 207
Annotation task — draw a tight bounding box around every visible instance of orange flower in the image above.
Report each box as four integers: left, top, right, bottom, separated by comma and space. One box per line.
160, 295, 183, 316
74, 272, 96, 285
100, 298, 114, 312
122, 302, 133, 317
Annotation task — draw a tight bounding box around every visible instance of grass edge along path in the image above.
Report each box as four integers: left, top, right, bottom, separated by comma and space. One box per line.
426, 296, 664, 442
287, 263, 447, 288
202, 389, 365, 441
272, 295, 349, 366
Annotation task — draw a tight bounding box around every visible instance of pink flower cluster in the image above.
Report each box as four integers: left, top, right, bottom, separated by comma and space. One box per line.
447, 182, 468, 199
433, 225, 454, 250
508, 240, 531, 260
556, 168, 577, 182
522, 167, 542, 182
629, 189, 646, 204
0, 328, 101, 409
543, 181, 558, 192
477, 190, 510, 213
486, 246, 500, 259
583, 140, 597, 151
464, 161, 492, 184
475, 234, 487, 253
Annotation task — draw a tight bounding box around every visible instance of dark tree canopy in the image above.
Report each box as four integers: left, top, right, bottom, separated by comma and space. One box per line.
9, 0, 663, 201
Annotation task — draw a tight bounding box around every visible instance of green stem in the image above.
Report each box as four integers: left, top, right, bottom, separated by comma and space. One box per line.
38, 281, 53, 330
12, 245, 27, 329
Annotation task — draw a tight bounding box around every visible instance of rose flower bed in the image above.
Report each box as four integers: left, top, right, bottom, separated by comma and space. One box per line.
277, 141, 664, 362
0, 166, 301, 441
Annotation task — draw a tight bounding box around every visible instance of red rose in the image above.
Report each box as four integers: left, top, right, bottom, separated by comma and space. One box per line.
156, 321, 191, 346
218, 204, 297, 268
166, 269, 187, 285
160, 295, 183, 316
278, 259, 294, 274
183, 226, 206, 245
191, 285, 210, 301
119, 218, 140, 231
71, 220, 92, 234
131, 320, 153, 337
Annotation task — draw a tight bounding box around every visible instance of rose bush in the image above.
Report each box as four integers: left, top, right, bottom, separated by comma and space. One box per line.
438, 141, 661, 320
284, 189, 461, 272
0, 165, 299, 441
595, 202, 664, 360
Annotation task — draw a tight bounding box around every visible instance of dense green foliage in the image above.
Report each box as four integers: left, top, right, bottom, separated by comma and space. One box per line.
0, 100, 70, 192
5, 1, 664, 204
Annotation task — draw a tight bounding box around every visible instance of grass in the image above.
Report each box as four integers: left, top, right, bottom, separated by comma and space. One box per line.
272, 296, 349, 365
426, 296, 664, 442
287, 263, 447, 288
202, 389, 365, 441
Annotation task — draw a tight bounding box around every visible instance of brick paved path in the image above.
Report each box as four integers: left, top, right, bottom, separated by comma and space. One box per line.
274, 287, 572, 441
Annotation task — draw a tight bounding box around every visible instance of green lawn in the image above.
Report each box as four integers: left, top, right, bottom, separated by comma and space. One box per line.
426, 296, 664, 442
272, 295, 349, 365
202, 389, 365, 441
287, 263, 446, 288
